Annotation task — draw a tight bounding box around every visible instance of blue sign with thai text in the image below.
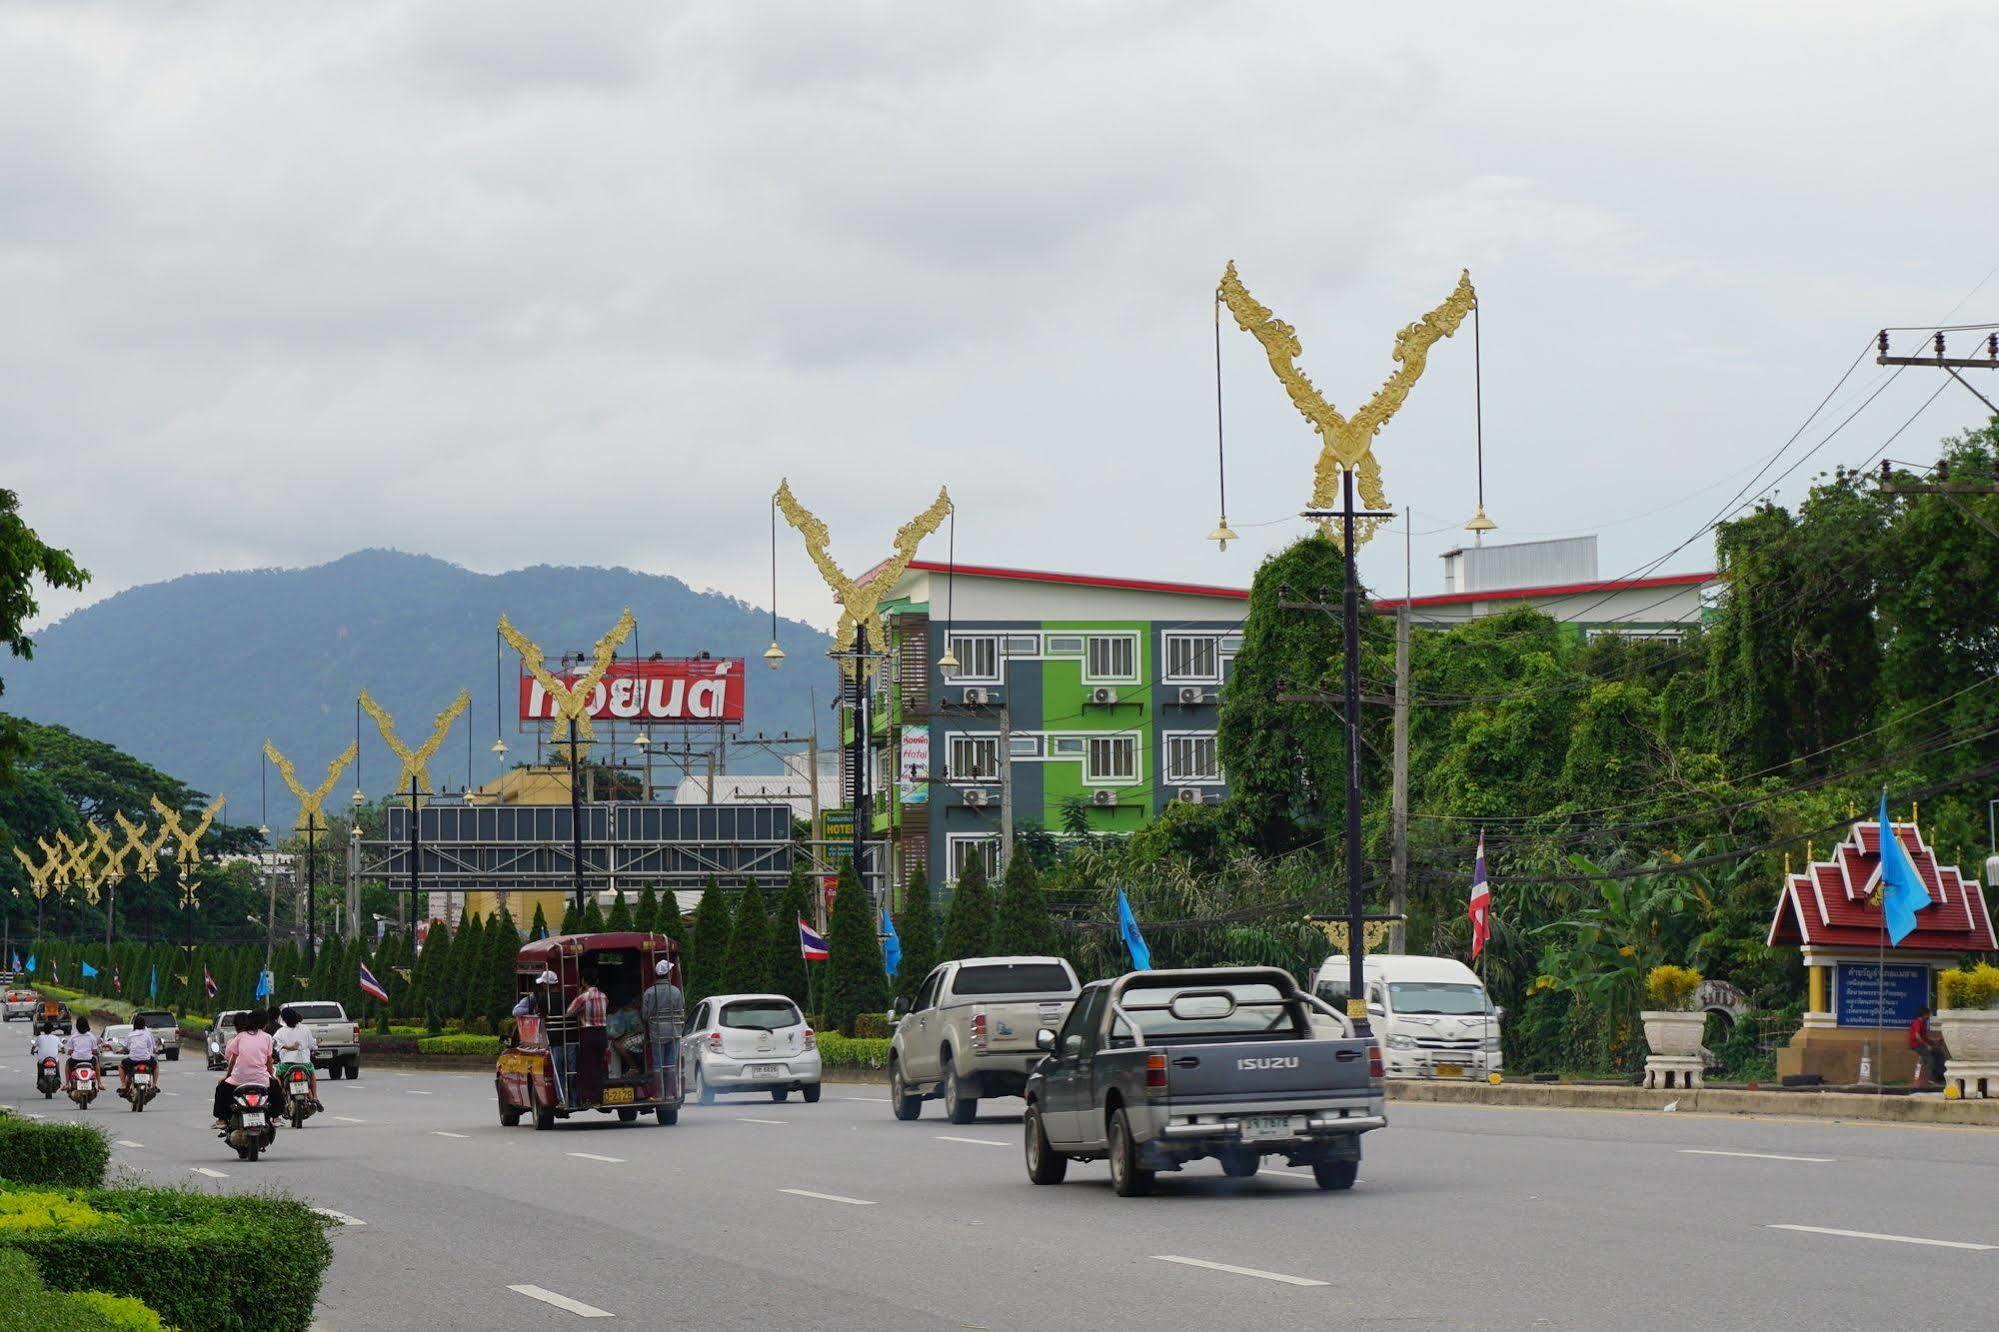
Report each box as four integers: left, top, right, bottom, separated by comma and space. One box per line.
1835, 963, 1929, 1028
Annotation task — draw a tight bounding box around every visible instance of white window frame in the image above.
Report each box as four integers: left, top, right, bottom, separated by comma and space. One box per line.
1082, 632, 1139, 684
947, 732, 1001, 783
945, 833, 1000, 884
1162, 633, 1222, 684
1085, 732, 1140, 785
1163, 730, 1223, 785
1009, 733, 1042, 758
1044, 634, 1085, 657
942, 634, 1001, 684
1002, 633, 1040, 658
1048, 735, 1086, 758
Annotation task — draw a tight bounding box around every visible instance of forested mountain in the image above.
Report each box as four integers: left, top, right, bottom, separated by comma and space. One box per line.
3, 549, 832, 827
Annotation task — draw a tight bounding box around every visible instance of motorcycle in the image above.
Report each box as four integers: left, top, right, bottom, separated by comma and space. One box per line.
67, 1062, 99, 1110
119, 1060, 159, 1113
281, 1066, 317, 1129
35, 1057, 60, 1099
220, 1084, 278, 1161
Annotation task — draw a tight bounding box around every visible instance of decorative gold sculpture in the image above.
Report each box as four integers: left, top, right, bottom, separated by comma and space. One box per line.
261, 743, 356, 833
150, 796, 224, 906
54, 829, 93, 898
1318, 920, 1393, 952
115, 812, 169, 883
1218, 262, 1476, 547
772, 480, 952, 677
84, 821, 127, 905
360, 688, 472, 797
11, 846, 58, 901
498, 609, 634, 757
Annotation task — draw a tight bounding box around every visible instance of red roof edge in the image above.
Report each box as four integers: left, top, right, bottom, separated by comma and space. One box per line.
900, 559, 1248, 601
1375, 571, 1717, 611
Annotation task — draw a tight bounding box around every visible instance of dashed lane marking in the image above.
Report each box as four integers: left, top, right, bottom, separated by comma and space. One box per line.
333, 1116, 366, 1123
842, 1096, 888, 1102
190, 1167, 228, 1179
737, 1117, 788, 1125
1768, 1224, 1994, 1251
1152, 1255, 1328, 1287
433, 1130, 469, 1138
565, 1152, 626, 1164
779, 1188, 874, 1206
114, 1139, 143, 1148
404, 1090, 432, 1096
1682, 1149, 1833, 1163
508, 1284, 613, 1318
313, 1208, 369, 1227
935, 1135, 1006, 1147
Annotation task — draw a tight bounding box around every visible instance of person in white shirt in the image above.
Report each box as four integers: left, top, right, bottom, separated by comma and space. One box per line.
31, 1023, 63, 1064
62, 1016, 99, 1088
120, 1015, 160, 1094
272, 1008, 320, 1109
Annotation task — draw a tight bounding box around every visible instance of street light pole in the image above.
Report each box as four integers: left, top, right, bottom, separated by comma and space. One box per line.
852, 624, 871, 887
305, 814, 319, 966
569, 717, 587, 916
1338, 470, 1369, 1039
408, 772, 423, 935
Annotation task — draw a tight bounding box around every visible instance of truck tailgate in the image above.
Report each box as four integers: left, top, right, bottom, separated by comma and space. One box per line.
1159, 1038, 1374, 1102
971, 998, 1072, 1054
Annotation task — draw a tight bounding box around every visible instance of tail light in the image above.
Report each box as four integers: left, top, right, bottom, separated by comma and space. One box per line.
244, 1092, 263, 1107
801, 1028, 817, 1050
1144, 1052, 1168, 1093
970, 1009, 989, 1053
1367, 1044, 1384, 1081
707, 1031, 722, 1052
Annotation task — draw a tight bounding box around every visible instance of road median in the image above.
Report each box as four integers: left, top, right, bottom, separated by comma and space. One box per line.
1391, 1077, 1999, 1126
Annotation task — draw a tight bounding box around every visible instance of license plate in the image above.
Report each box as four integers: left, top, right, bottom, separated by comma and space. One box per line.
750, 1063, 785, 1078
1435, 1064, 1465, 1079
602, 1086, 635, 1104
134, 1075, 152, 1086
247, 1113, 268, 1126
1242, 1115, 1295, 1141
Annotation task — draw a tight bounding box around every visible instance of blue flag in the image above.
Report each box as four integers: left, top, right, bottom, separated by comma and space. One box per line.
1879, 792, 1932, 946
24, 954, 34, 974
149, 966, 157, 1000
81, 961, 98, 979
1116, 889, 1152, 971
881, 902, 902, 979
255, 969, 274, 999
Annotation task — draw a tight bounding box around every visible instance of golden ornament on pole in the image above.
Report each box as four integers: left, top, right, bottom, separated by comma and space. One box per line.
772, 480, 952, 678
54, 829, 95, 900
115, 811, 169, 884
150, 795, 223, 905
498, 608, 634, 758
260, 744, 354, 833
1317, 920, 1392, 953
360, 688, 472, 798
1217, 262, 1477, 548
11, 845, 59, 901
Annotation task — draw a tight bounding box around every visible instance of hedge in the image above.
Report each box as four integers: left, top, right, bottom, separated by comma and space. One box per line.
817, 1034, 891, 1070
359, 1034, 420, 1056
0, 1115, 109, 1189
0, 1248, 162, 1332
418, 1034, 501, 1056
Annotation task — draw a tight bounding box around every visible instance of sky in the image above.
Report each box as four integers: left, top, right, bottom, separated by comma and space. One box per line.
6, 1, 1997, 635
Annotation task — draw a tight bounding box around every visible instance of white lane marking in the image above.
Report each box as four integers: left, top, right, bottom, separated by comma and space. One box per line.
935, 1135, 1006, 1147
162, 1091, 182, 1096
779, 1188, 875, 1206
433, 1130, 469, 1139
508, 1284, 612, 1318
1768, 1224, 1995, 1251
1152, 1255, 1328, 1287
190, 1167, 228, 1179
842, 1096, 888, 1103
737, 1117, 788, 1125
404, 1090, 432, 1096
1682, 1149, 1833, 1163
313, 1207, 369, 1227
334, 1116, 366, 1123
114, 1139, 144, 1148
566, 1152, 626, 1164
393, 1071, 413, 1077
22, 1112, 45, 1120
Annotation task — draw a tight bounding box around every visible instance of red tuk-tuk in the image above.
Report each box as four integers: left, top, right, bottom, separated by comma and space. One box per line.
496, 931, 683, 1129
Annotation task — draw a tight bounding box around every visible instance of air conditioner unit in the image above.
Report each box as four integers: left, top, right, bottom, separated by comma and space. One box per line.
1090, 788, 1118, 808
1175, 787, 1203, 804
1177, 686, 1208, 705
1088, 686, 1118, 706
962, 788, 990, 808
961, 687, 991, 706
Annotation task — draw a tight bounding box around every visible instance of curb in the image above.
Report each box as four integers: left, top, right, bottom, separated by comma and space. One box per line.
1390, 1078, 1999, 1126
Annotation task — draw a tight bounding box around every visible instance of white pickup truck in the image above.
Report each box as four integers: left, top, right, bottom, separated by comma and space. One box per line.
889, 956, 1081, 1124
208, 1001, 362, 1078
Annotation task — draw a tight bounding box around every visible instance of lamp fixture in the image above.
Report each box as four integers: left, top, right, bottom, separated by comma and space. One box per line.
937, 644, 960, 671
634, 730, 652, 751
1207, 518, 1239, 552
763, 640, 785, 669
490, 737, 509, 759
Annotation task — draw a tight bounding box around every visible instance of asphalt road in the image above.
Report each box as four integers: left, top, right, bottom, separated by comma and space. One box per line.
3, 1058, 1996, 1329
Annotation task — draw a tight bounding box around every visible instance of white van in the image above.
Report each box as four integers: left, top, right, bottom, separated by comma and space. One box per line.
1313, 955, 1501, 1080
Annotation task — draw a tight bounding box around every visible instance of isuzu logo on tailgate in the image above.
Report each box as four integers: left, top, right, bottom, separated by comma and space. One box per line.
1237, 1056, 1300, 1071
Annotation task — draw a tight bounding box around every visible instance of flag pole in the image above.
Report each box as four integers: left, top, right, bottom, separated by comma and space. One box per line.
1872, 788, 1888, 1088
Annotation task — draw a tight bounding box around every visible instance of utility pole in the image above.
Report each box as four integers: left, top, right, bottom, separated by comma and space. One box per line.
1391, 603, 1410, 956
1876, 329, 1999, 414
998, 704, 1014, 873
304, 813, 321, 965
406, 772, 430, 935
852, 624, 872, 890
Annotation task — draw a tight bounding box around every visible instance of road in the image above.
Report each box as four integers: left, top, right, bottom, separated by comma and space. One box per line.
4, 1060, 1997, 1329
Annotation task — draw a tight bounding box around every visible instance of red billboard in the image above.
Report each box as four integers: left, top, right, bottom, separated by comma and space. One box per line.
518, 659, 746, 725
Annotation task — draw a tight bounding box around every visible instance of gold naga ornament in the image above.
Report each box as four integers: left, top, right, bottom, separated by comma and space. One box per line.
54, 829, 95, 900
261, 743, 356, 833
360, 688, 472, 798
497, 609, 634, 760
772, 480, 953, 678
85, 821, 130, 903
1218, 262, 1477, 548
114, 811, 170, 884
10, 843, 60, 900
149, 796, 223, 905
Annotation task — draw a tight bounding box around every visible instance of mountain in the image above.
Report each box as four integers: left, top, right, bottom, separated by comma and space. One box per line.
3, 549, 833, 827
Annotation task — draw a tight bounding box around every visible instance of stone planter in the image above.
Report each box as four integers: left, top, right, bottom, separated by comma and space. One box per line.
1936, 1008, 1999, 1062
1641, 1010, 1706, 1059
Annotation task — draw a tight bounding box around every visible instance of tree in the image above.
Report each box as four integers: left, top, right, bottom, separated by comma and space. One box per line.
581, 895, 606, 933
890, 863, 938, 1003
528, 901, 550, 942
442, 910, 479, 1020
822, 860, 887, 1035
990, 848, 1057, 958
606, 888, 632, 931
939, 855, 994, 961
0, 488, 88, 783
766, 863, 812, 1006
633, 885, 659, 934
685, 877, 734, 1008
721, 879, 773, 996
559, 901, 579, 935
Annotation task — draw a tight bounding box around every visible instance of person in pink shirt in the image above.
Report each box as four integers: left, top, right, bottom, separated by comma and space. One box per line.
211, 1009, 275, 1127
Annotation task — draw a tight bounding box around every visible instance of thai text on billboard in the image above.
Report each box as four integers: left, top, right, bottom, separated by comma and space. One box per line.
518, 659, 746, 725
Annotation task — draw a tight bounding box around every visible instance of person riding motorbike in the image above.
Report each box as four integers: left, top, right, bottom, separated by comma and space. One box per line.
63, 1016, 99, 1090
31, 1021, 63, 1086
211, 1009, 275, 1129
120, 1014, 160, 1095
271, 1007, 320, 1111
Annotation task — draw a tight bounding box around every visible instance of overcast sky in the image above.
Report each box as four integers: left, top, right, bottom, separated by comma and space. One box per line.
6, 1, 1996, 635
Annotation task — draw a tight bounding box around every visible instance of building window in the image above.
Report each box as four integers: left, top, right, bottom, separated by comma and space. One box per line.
1163, 633, 1220, 682
1003, 633, 1040, 658
944, 635, 1000, 683
948, 734, 1000, 782
1166, 732, 1221, 784
1009, 734, 1042, 758
1049, 736, 1086, 758
1086, 734, 1138, 783
1084, 633, 1137, 683
1045, 635, 1085, 656
947, 834, 1000, 884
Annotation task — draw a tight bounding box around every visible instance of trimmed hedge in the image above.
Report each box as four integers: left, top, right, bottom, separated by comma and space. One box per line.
0, 1248, 137, 1332
852, 1013, 893, 1040
418, 1034, 501, 1056
0, 1184, 333, 1332
359, 1034, 420, 1056
0, 1115, 109, 1189
818, 1034, 891, 1070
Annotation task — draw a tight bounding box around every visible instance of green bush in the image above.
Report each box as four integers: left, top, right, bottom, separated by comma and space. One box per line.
0, 1248, 138, 1332
817, 1033, 891, 1070
71, 1289, 170, 1332
852, 1012, 892, 1040
359, 1034, 419, 1056
0, 1116, 110, 1189
0, 1184, 333, 1332
180, 1014, 213, 1033
1939, 962, 1999, 1010
418, 1034, 501, 1056
1644, 965, 1702, 1011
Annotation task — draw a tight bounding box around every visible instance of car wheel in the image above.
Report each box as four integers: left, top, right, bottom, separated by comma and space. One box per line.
801, 1083, 821, 1104
1024, 1103, 1068, 1185
694, 1062, 715, 1106
532, 1098, 556, 1131
1312, 1159, 1358, 1191
499, 1101, 523, 1128
167, 1049, 180, 1062
617, 1108, 639, 1123
344, 1055, 360, 1080
889, 1059, 922, 1121
1107, 1108, 1154, 1197
1219, 1148, 1261, 1178
655, 1106, 678, 1126
327, 1062, 344, 1082
942, 1057, 978, 1125
771, 1088, 790, 1103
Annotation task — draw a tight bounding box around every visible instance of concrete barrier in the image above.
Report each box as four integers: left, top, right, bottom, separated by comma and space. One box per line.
1389, 1077, 1999, 1126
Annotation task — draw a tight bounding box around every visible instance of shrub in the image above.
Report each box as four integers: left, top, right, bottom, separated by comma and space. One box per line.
817, 1033, 891, 1070
180, 1014, 213, 1033
72, 1289, 170, 1331
1938, 962, 1999, 1010
359, 1035, 419, 1056
1644, 965, 1702, 1011
0, 1190, 108, 1231
0, 1248, 135, 1332
852, 1012, 892, 1040
0, 1184, 333, 1331
0, 1116, 110, 1189
418, 1034, 501, 1056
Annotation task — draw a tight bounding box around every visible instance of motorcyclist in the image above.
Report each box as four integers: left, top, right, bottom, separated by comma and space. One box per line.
120, 1013, 160, 1094
63, 1016, 99, 1090
271, 1007, 320, 1110
31, 1021, 63, 1078
211, 1009, 275, 1129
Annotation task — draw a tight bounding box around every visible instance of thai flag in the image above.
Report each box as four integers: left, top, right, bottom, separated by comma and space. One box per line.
203, 966, 218, 999
112, 970, 122, 993
798, 918, 829, 962
358, 961, 390, 1004
1468, 831, 1492, 960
